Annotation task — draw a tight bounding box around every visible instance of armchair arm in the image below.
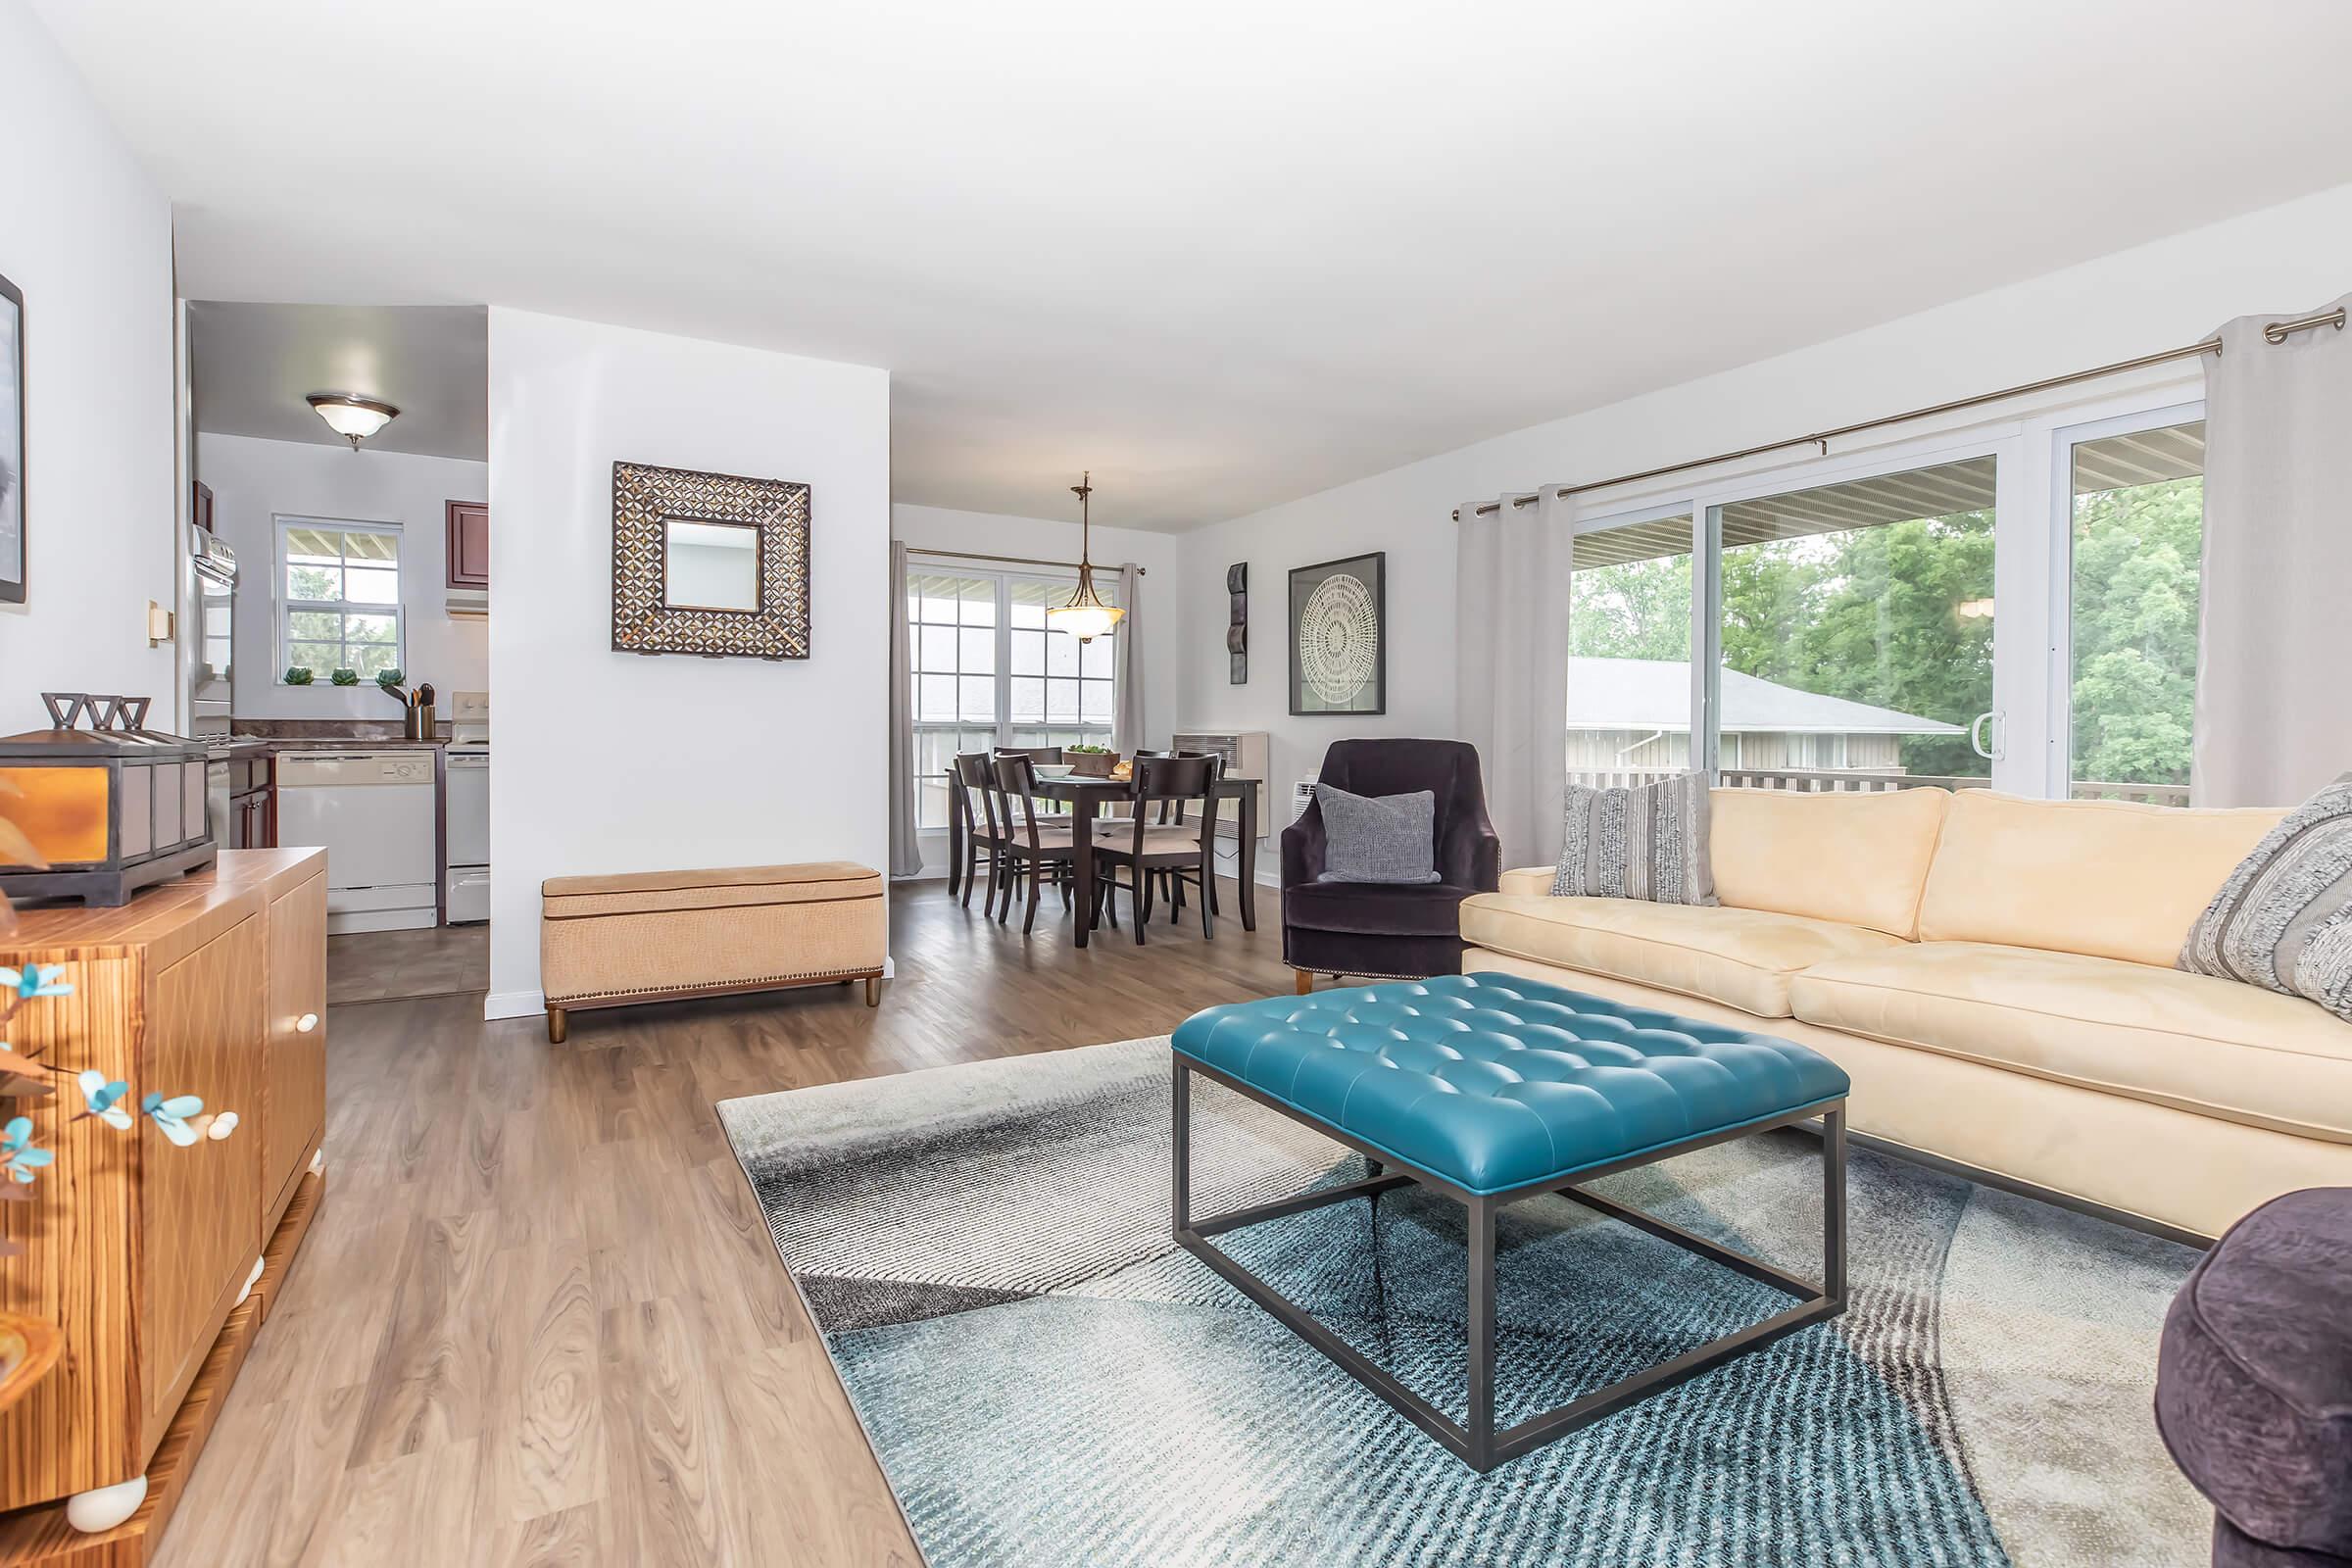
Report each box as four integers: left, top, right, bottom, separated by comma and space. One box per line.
1281, 803, 1328, 889
1438, 810, 1503, 893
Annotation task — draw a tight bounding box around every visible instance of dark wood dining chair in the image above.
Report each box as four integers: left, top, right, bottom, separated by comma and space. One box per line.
1091, 755, 1219, 945
988, 754, 1086, 934
993, 746, 1069, 815
1129, 749, 1222, 919
952, 752, 1006, 911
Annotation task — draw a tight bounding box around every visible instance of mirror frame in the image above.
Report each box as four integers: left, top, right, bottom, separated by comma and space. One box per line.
611, 460, 811, 661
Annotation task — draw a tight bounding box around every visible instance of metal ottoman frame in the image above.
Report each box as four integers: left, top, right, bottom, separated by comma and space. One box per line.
1170, 1055, 1848, 1473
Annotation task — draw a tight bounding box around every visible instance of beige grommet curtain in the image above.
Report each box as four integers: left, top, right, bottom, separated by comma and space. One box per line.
2193, 293, 2352, 806
1455, 487, 1572, 870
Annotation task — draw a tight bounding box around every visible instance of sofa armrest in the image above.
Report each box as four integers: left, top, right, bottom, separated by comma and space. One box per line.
1496, 865, 1553, 898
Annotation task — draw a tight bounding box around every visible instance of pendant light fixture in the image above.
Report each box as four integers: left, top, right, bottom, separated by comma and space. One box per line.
307, 392, 400, 451
1046, 470, 1123, 644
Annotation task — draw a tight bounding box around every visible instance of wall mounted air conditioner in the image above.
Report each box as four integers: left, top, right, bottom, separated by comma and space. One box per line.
1292, 779, 1317, 822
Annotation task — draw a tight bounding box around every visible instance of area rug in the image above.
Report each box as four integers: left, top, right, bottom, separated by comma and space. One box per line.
717, 1037, 2207, 1567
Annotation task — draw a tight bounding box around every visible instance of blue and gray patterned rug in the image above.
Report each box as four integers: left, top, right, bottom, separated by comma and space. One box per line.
718, 1037, 2205, 1567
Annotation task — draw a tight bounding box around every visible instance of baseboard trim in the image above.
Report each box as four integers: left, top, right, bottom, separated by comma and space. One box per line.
484, 989, 546, 1021
1838, 1126, 2215, 1250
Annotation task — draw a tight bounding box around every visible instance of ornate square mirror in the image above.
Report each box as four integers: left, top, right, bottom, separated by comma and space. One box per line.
612, 461, 810, 660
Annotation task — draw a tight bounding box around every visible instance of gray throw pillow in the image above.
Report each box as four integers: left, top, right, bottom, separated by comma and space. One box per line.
1314, 784, 1441, 885
1553, 772, 1717, 906
2180, 774, 2352, 1024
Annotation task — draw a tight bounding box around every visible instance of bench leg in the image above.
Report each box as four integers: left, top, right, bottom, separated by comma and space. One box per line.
1294, 970, 1313, 996
1465, 1195, 1497, 1471
1824, 1106, 1847, 1306
1171, 1058, 1192, 1235
863, 975, 880, 1007
546, 1006, 567, 1044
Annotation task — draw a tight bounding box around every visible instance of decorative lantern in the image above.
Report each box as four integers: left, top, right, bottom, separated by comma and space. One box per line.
0, 695, 217, 907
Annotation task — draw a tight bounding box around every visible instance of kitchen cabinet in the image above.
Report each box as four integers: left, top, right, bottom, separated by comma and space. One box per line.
226, 753, 274, 851
446, 500, 489, 590
0, 850, 326, 1555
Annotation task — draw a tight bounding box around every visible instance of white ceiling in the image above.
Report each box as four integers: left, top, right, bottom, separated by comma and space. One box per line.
41, 1, 2352, 530
187, 303, 487, 461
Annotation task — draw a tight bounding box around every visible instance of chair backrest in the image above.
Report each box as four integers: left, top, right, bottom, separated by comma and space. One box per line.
1315, 739, 1484, 826
953, 752, 1003, 842
1132, 749, 1219, 824
994, 746, 1064, 764
990, 753, 1051, 847
1118, 754, 1218, 854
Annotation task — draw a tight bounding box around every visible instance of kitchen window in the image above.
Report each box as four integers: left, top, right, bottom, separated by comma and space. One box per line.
277, 518, 404, 681
908, 567, 1119, 830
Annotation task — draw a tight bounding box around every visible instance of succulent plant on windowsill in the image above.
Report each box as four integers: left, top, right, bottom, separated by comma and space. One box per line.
283, 665, 316, 686
329, 668, 360, 688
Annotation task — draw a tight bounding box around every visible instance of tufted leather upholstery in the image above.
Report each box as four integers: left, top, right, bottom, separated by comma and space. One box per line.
1172, 972, 1848, 1195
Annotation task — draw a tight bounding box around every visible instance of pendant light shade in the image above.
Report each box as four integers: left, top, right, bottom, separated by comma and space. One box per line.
1047, 470, 1124, 644
307, 392, 400, 451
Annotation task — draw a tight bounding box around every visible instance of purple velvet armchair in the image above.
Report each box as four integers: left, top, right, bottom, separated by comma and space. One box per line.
1280, 738, 1501, 992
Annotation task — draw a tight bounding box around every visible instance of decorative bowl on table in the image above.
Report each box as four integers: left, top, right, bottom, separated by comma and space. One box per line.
1067, 749, 1122, 777
1032, 763, 1075, 780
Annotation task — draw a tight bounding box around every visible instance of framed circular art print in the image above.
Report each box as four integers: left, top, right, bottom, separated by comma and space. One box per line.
1287, 551, 1385, 715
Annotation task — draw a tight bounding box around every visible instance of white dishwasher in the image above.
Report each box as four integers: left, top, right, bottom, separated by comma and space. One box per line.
276, 751, 440, 932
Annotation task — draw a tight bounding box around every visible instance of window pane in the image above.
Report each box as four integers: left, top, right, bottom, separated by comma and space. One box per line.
959, 588, 996, 626
346, 613, 399, 645
1009, 597, 1048, 629
346, 566, 400, 606
1081, 678, 1112, 724
1711, 456, 1994, 785
287, 610, 342, 642
349, 643, 400, 677
1009, 629, 1045, 676
288, 564, 341, 601
918, 594, 959, 625
957, 675, 994, 722
1008, 676, 1045, 723
1568, 515, 1693, 782
1046, 633, 1078, 678
958, 626, 995, 674
1081, 636, 1112, 678
919, 625, 957, 672
284, 642, 341, 675
2069, 421, 2202, 807
1047, 678, 1079, 722
918, 673, 957, 721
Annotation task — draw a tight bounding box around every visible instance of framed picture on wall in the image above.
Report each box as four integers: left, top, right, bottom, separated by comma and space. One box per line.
1288, 551, 1385, 716
0, 270, 23, 605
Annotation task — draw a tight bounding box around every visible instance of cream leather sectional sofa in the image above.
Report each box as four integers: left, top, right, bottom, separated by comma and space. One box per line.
1459, 787, 2352, 1240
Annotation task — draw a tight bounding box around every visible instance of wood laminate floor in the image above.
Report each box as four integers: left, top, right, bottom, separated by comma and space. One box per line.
157, 877, 1293, 1567
326, 924, 490, 1006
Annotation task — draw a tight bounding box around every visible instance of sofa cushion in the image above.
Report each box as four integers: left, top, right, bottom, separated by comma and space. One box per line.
1791, 941, 2352, 1143
1313, 783, 1440, 885
1285, 880, 1477, 939
1707, 785, 1949, 938
2180, 775, 2352, 1024
1916, 791, 2283, 967
1553, 772, 1715, 906
1457, 893, 1905, 1019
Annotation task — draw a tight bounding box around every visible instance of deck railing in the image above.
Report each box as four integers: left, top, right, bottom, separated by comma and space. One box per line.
1568, 766, 2189, 808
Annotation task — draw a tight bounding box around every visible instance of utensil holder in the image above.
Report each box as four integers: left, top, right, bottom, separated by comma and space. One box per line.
405, 704, 436, 741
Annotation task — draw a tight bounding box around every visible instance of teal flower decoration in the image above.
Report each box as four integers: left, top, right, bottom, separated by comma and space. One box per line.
141, 1093, 205, 1148
77, 1071, 133, 1131
0, 964, 72, 1001
2, 1116, 53, 1183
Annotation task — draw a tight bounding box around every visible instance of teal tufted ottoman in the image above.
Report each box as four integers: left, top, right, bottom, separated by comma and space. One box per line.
1170, 970, 1851, 1472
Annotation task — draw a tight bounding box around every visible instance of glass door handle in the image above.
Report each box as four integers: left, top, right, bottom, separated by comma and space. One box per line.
1970, 711, 2005, 760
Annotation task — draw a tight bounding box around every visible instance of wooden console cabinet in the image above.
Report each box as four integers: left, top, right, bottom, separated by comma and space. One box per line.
0, 849, 326, 1564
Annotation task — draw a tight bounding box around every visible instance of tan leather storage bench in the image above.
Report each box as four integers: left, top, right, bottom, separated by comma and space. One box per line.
540, 860, 885, 1042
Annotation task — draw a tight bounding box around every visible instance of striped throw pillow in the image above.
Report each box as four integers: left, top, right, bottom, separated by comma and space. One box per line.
2180, 775, 2352, 1024
1553, 772, 1717, 906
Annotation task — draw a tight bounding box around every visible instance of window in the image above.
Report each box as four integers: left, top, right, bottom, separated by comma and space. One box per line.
906, 567, 1120, 829
2066, 419, 2203, 806
278, 519, 403, 681
1567, 512, 1694, 785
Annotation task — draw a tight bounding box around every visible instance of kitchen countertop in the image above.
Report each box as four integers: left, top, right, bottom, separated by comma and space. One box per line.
250, 736, 447, 751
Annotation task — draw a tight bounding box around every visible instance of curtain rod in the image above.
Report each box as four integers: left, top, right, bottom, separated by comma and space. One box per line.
904, 545, 1147, 576
1451, 305, 2347, 522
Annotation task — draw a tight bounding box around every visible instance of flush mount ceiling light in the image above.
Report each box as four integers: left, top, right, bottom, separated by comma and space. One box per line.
306, 392, 400, 451
1046, 470, 1124, 644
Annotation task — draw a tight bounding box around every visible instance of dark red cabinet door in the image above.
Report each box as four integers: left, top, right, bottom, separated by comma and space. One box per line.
446, 501, 490, 589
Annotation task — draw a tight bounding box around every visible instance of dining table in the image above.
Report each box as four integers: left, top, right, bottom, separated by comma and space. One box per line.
942, 771, 1261, 948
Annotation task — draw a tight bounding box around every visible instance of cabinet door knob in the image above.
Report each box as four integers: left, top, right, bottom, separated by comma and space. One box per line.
296, 1013, 318, 1034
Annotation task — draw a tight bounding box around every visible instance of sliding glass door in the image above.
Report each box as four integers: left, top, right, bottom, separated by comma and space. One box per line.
1705, 453, 2006, 791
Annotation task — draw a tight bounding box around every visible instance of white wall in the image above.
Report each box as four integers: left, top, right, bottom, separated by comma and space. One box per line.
0, 1, 175, 721
1177, 180, 2352, 880
194, 433, 488, 717
485, 308, 890, 1016
889, 501, 1185, 877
